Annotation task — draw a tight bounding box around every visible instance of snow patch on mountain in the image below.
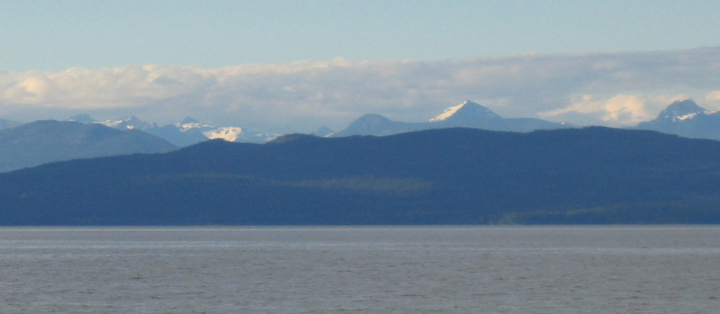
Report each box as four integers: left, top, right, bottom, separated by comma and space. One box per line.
677, 112, 698, 121
429, 100, 501, 122
177, 121, 216, 132
65, 115, 276, 145
430, 103, 465, 122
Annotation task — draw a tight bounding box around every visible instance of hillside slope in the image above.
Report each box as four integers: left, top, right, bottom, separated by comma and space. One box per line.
0, 120, 176, 172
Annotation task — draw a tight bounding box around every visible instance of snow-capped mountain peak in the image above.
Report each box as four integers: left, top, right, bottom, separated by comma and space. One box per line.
430, 103, 465, 122
636, 98, 720, 141
429, 100, 500, 122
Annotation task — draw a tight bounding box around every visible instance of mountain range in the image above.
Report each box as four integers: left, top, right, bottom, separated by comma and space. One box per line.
1, 126, 720, 225
0, 120, 176, 172
333, 100, 570, 137
68, 115, 278, 147
331, 98, 720, 141
1, 98, 720, 175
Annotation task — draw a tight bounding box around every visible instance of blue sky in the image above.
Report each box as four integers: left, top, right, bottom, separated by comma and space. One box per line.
1, 0, 720, 132
3, 0, 719, 70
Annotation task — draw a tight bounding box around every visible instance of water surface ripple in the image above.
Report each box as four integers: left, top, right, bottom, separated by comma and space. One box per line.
1, 226, 718, 313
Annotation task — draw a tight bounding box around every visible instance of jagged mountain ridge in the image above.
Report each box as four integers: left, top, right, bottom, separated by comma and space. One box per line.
69, 115, 277, 146
0, 120, 176, 172
334, 100, 569, 137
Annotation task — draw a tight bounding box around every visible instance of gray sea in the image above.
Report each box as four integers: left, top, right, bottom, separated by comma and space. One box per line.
1, 226, 719, 313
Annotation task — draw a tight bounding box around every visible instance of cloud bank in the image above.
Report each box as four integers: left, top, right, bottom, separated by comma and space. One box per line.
1, 48, 719, 132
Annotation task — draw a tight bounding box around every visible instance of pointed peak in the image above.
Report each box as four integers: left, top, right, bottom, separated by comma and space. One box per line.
658, 99, 705, 120
430, 100, 500, 122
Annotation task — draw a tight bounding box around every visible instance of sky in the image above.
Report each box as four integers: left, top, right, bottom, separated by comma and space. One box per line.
1, 0, 720, 133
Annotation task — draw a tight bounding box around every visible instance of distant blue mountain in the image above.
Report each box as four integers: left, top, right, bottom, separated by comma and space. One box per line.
69, 115, 277, 146
636, 99, 720, 140
333, 114, 427, 137
0, 118, 22, 130
0, 120, 176, 172
312, 126, 335, 137
334, 100, 570, 137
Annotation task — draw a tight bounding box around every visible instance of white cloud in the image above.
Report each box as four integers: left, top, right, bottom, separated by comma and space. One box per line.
704, 91, 720, 111
540, 94, 699, 126
540, 94, 654, 126
706, 90, 720, 101
1, 47, 719, 132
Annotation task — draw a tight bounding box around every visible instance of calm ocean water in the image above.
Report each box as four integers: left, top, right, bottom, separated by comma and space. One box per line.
1, 226, 718, 313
